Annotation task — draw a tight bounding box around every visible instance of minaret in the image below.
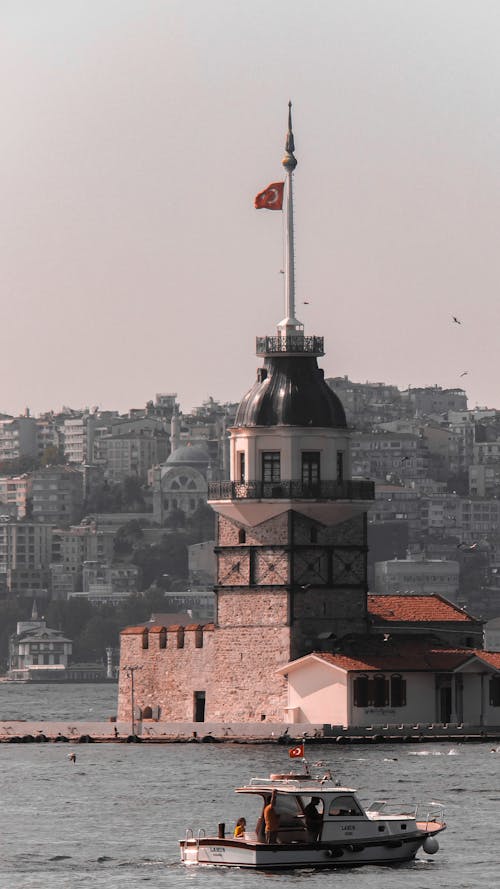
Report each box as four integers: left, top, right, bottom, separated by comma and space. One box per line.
206, 106, 374, 723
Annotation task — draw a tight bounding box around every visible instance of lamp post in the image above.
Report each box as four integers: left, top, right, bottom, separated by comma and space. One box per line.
124, 664, 142, 736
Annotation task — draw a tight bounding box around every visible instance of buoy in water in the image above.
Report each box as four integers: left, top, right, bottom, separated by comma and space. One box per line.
422, 836, 439, 854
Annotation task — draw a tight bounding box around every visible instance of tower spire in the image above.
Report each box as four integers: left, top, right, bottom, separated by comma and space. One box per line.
278, 101, 302, 338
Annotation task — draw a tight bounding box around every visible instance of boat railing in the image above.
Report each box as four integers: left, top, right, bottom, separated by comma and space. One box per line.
184, 828, 206, 842
367, 801, 418, 818
415, 802, 445, 826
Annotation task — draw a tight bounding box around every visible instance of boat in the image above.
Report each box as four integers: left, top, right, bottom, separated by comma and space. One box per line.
180, 759, 446, 870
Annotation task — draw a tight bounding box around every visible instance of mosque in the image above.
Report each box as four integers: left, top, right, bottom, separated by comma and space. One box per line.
117, 108, 500, 730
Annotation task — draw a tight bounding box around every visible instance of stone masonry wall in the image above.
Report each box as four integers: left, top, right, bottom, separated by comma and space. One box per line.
208, 623, 290, 722
117, 626, 214, 723
217, 512, 289, 546
217, 588, 289, 628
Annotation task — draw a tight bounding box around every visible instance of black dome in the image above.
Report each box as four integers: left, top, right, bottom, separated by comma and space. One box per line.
235, 356, 347, 428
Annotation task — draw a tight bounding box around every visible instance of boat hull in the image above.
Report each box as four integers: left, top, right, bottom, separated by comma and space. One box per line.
180, 828, 443, 869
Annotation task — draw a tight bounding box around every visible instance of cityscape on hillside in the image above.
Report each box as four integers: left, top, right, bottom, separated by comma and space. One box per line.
3, 373, 500, 678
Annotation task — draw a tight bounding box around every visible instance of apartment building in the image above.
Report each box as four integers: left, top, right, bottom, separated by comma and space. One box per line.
31, 466, 84, 525
0, 474, 32, 518
0, 417, 37, 462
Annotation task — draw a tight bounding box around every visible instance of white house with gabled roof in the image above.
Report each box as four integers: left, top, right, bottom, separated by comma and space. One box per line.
278, 643, 500, 728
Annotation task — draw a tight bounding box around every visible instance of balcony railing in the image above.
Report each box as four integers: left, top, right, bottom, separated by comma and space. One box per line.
208, 479, 374, 501
256, 335, 324, 356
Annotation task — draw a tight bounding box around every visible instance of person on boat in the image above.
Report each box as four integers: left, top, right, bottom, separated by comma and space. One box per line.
233, 817, 246, 838
304, 797, 323, 842
263, 790, 280, 844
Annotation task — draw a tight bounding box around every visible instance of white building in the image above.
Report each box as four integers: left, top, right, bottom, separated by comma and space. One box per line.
374, 556, 460, 600
8, 605, 72, 681
278, 645, 500, 728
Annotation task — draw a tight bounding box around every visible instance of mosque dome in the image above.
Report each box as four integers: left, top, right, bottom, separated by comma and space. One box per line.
234, 355, 347, 428
166, 444, 210, 465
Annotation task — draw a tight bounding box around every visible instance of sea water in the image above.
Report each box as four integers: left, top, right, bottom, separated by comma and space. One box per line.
0, 685, 497, 888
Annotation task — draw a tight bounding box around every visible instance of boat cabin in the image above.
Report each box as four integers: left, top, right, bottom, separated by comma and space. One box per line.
235, 778, 416, 845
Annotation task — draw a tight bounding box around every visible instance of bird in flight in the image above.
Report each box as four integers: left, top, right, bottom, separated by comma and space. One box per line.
452, 316, 462, 324
460, 371, 468, 377
303, 300, 310, 305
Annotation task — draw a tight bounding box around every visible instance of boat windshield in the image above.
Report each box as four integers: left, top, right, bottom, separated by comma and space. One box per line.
326, 794, 365, 817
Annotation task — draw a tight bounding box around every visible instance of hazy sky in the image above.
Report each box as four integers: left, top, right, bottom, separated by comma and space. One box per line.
2, 1, 500, 416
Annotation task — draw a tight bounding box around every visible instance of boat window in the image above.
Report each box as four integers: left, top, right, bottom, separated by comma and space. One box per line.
328, 795, 364, 817
300, 796, 324, 814
274, 794, 304, 826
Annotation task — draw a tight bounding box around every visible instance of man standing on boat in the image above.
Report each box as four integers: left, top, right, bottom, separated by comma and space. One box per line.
304, 797, 323, 842
263, 790, 280, 843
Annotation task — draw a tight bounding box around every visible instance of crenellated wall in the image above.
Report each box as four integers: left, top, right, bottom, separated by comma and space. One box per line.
117, 624, 214, 722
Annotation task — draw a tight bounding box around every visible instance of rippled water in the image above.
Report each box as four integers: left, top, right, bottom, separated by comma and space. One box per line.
0, 685, 497, 888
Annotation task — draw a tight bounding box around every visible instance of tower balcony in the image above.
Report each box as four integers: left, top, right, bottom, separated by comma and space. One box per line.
208, 479, 374, 501
256, 335, 324, 357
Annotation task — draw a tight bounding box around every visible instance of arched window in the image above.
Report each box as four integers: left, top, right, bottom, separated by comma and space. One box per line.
390, 673, 406, 708
353, 674, 369, 707
142, 706, 153, 720
372, 674, 389, 707
238, 528, 246, 544
490, 676, 500, 707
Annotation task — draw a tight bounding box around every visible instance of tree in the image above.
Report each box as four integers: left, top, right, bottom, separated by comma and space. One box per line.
114, 519, 144, 555
41, 445, 66, 467
186, 503, 215, 542
165, 507, 186, 530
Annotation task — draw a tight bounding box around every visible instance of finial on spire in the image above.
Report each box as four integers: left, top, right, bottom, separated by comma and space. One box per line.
282, 101, 297, 171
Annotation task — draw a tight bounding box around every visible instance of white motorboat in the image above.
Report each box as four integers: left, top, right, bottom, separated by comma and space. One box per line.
180, 762, 446, 870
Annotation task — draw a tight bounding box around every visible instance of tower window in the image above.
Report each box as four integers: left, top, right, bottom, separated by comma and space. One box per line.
238, 451, 246, 483
337, 451, 344, 482
262, 452, 281, 483
302, 452, 320, 490
238, 529, 246, 544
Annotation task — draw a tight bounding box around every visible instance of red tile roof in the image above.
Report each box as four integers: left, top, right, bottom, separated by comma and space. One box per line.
310, 642, 473, 673
368, 594, 478, 624
474, 650, 500, 670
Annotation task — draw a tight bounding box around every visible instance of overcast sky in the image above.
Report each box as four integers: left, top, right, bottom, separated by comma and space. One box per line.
2, 1, 500, 416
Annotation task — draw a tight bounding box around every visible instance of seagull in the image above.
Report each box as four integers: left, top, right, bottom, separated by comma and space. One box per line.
68, 752, 76, 763
452, 316, 462, 324
460, 371, 468, 377
303, 300, 310, 305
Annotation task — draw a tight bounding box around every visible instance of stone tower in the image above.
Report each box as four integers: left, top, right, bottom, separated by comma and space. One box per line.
206, 106, 374, 722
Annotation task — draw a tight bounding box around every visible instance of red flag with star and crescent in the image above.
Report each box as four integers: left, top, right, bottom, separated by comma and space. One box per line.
254, 181, 284, 210
289, 743, 305, 759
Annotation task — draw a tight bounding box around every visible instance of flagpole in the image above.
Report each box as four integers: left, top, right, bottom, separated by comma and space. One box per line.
278, 102, 301, 339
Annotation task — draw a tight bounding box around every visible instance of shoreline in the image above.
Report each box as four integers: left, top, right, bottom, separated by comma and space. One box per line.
2, 720, 500, 744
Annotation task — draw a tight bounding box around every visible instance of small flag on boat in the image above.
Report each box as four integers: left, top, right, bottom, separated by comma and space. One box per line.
289, 743, 304, 759
254, 182, 284, 210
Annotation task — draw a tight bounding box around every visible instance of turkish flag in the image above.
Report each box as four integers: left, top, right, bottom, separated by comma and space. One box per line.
289, 743, 304, 759
254, 182, 284, 210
